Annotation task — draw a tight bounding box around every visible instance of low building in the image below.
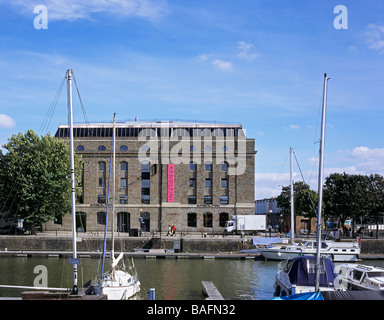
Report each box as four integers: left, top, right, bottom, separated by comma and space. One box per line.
44, 120, 256, 234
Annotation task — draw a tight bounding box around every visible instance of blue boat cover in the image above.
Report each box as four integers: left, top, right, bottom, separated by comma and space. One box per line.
285, 256, 337, 289
252, 237, 282, 245
271, 292, 324, 300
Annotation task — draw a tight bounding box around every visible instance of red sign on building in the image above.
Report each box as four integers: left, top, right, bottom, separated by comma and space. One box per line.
167, 164, 175, 202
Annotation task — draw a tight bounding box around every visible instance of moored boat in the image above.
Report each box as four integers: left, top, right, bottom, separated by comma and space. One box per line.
334, 263, 384, 291
257, 239, 360, 262
273, 256, 343, 297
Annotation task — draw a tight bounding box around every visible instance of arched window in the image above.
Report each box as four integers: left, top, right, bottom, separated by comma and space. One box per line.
140, 211, 150, 231
219, 212, 229, 227
76, 212, 87, 232
121, 161, 128, 171
120, 145, 128, 151
76, 145, 85, 151
203, 212, 213, 228
98, 145, 106, 151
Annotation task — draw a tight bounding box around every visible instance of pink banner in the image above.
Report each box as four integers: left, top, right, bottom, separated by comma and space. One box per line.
167, 164, 175, 202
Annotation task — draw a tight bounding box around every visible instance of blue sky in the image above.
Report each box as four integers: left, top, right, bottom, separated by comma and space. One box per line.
0, 0, 383, 199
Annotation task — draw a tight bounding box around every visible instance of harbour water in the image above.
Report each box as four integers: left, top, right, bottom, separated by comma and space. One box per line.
1, 256, 384, 300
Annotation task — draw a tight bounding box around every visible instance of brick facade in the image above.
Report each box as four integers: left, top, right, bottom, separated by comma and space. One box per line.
44, 121, 256, 234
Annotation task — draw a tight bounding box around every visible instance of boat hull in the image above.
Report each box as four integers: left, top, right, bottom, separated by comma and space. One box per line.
258, 248, 359, 262
101, 270, 141, 300
102, 282, 140, 300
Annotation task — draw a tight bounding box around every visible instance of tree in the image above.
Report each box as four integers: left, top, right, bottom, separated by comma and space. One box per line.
323, 173, 371, 237
276, 181, 318, 219
0, 130, 82, 233
366, 174, 384, 238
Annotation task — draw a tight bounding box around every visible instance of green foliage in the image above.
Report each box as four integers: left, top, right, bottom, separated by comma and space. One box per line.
0, 130, 82, 226
276, 181, 318, 218
276, 173, 384, 226
323, 173, 370, 224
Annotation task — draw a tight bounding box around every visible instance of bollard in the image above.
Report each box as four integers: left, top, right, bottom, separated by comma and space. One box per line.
150, 287, 155, 300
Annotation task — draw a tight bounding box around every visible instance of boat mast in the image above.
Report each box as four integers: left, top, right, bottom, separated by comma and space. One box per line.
111, 113, 116, 276
315, 73, 330, 292
67, 69, 78, 294
290, 147, 294, 244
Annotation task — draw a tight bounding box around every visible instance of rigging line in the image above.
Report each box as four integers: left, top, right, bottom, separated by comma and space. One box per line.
265, 149, 290, 194
39, 76, 65, 135
293, 150, 318, 218
72, 71, 92, 135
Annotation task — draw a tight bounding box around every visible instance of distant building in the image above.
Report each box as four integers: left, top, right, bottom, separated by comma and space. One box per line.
255, 198, 281, 228
44, 120, 256, 234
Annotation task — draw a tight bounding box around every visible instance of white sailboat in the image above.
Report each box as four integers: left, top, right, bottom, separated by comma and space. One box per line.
99, 113, 140, 300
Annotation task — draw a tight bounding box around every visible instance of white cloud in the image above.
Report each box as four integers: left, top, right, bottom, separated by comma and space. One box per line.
195, 54, 212, 62
237, 41, 261, 61
212, 59, 232, 71
365, 24, 384, 54
0, 114, 16, 129
289, 124, 300, 129
10, 0, 168, 21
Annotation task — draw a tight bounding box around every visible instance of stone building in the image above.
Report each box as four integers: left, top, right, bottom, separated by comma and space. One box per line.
44, 120, 256, 235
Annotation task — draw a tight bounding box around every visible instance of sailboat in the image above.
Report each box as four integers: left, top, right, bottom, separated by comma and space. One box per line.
0, 69, 106, 299
257, 84, 360, 262
98, 113, 141, 300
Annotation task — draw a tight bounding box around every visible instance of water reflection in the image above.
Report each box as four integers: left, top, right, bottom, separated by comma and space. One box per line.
1, 256, 383, 300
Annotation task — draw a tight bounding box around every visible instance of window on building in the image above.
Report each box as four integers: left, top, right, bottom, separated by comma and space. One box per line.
119, 195, 128, 204
141, 161, 150, 179
189, 161, 196, 172
221, 179, 228, 188
204, 212, 213, 228
76, 145, 85, 151
222, 146, 228, 151
189, 178, 196, 188
76, 212, 87, 232
204, 195, 212, 204
99, 178, 105, 188
140, 212, 150, 231
220, 195, 229, 204
205, 179, 212, 188
98, 161, 106, 170
121, 178, 127, 188
121, 161, 127, 170
188, 195, 197, 204
97, 195, 106, 204
205, 163, 212, 171
97, 212, 106, 225
141, 160, 150, 204
187, 212, 197, 228
141, 194, 150, 204
221, 161, 228, 172
190, 146, 196, 151
219, 212, 229, 227
98, 145, 106, 151
120, 145, 128, 151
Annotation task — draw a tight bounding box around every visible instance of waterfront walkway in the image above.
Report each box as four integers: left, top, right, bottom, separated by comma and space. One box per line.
0, 248, 383, 260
